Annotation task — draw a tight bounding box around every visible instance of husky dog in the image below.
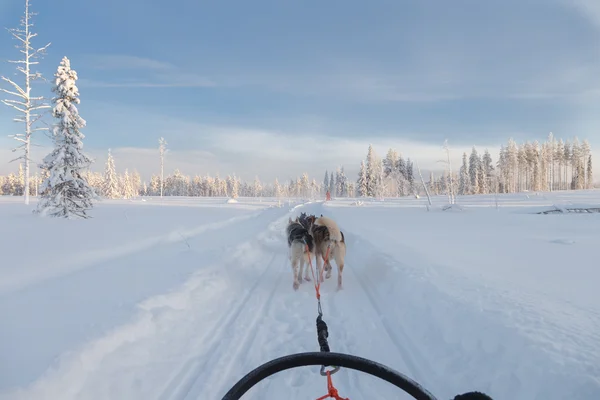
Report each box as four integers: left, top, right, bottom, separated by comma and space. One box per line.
305, 215, 346, 290
297, 212, 311, 230
286, 217, 314, 290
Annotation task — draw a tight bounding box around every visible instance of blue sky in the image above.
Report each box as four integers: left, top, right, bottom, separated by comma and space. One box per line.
1, 0, 599, 182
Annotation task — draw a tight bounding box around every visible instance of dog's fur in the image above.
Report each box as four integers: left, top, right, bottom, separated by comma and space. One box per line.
286, 217, 314, 290
297, 212, 311, 230
305, 215, 346, 290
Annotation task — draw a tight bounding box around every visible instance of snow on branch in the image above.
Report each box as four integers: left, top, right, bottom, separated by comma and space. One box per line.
1, 0, 51, 205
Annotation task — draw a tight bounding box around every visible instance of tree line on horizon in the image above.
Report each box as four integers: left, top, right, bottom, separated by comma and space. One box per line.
0, 133, 594, 199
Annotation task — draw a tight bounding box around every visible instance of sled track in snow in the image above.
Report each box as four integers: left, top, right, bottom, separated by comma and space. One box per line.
155, 209, 292, 400
196, 254, 286, 400
349, 249, 438, 388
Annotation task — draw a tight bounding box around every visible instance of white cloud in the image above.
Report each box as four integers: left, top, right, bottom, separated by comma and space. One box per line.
83, 55, 174, 71
79, 54, 216, 88
189, 123, 505, 181
566, 0, 600, 29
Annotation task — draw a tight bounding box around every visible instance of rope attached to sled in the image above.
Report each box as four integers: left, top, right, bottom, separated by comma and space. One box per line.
316, 370, 350, 400
305, 242, 346, 399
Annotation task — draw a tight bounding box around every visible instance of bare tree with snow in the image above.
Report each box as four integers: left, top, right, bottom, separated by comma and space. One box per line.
159, 137, 167, 197
36, 56, 95, 218
439, 140, 456, 203
1, 0, 51, 205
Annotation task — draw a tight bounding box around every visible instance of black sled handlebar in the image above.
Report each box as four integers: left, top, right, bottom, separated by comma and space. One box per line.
220, 351, 438, 400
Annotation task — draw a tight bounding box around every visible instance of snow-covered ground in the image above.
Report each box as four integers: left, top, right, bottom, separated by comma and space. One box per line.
1, 191, 599, 399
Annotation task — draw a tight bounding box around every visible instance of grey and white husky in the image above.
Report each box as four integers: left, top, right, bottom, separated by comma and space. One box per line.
286, 217, 314, 290
305, 215, 346, 290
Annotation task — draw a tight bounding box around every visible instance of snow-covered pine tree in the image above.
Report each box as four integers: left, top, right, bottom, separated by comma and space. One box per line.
120, 169, 136, 199
506, 138, 519, 193
531, 140, 543, 192
458, 152, 469, 195
468, 147, 480, 194
347, 182, 355, 197
323, 171, 329, 193
547, 132, 555, 191
228, 174, 239, 198
383, 148, 398, 178
539, 142, 549, 191
16, 163, 25, 196
301, 173, 310, 198
131, 169, 141, 197
587, 155, 593, 189
482, 149, 494, 193
253, 176, 262, 197
339, 167, 347, 196
571, 138, 582, 190
273, 178, 282, 198
328, 173, 335, 196
36, 56, 95, 218
555, 139, 565, 190
365, 144, 377, 196
233, 175, 241, 198
159, 137, 167, 197
149, 175, 160, 196
519, 142, 529, 191
428, 171, 436, 195
357, 160, 368, 197
581, 139, 591, 188
406, 158, 415, 195
334, 168, 340, 196
396, 155, 408, 196
477, 157, 486, 194
373, 159, 385, 199
6, 173, 18, 195
103, 149, 120, 198
311, 179, 320, 198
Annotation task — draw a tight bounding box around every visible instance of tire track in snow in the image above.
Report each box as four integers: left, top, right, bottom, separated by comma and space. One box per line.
193, 254, 286, 399
158, 212, 294, 400
156, 252, 279, 400
348, 241, 440, 391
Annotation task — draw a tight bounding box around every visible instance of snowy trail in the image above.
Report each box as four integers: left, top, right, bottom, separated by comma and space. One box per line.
158, 252, 285, 400
199, 203, 436, 400
3, 197, 600, 400
4, 203, 436, 400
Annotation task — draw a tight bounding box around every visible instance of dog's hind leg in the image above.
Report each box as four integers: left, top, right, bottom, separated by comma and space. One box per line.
290, 243, 302, 290
323, 243, 333, 280
292, 258, 300, 290
297, 254, 305, 285
303, 252, 312, 281
333, 245, 345, 290
315, 249, 325, 283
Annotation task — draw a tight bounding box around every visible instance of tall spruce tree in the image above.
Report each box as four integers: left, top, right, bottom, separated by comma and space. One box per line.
36, 57, 95, 218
